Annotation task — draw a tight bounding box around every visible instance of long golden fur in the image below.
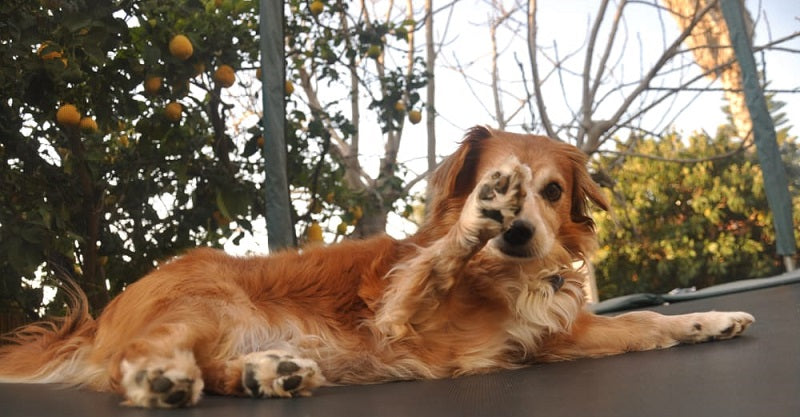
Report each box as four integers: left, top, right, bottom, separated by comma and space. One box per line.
0, 127, 753, 408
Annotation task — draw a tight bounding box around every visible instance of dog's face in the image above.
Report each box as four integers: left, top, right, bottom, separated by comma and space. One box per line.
427, 126, 608, 262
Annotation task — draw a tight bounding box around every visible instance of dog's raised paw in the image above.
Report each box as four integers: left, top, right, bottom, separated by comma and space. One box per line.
241, 350, 325, 398
120, 350, 204, 408
465, 158, 531, 239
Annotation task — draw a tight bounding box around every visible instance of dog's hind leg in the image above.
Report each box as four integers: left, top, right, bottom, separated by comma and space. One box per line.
375, 158, 530, 337
202, 350, 325, 398
109, 321, 206, 408
108, 312, 326, 406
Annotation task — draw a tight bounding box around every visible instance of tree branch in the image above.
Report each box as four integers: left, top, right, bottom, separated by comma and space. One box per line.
599, 134, 753, 164
578, 0, 611, 148
297, 66, 372, 190
583, 0, 720, 154
526, 0, 556, 138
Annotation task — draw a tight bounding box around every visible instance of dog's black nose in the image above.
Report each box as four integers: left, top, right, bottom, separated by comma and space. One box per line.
503, 220, 535, 245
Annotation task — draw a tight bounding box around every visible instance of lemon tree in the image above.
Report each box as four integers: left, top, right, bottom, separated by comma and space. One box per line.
0, 0, 264, 327
0, 0, 431, 328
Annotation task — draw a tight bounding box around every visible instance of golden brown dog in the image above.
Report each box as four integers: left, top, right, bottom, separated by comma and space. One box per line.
0, 126, 754, 408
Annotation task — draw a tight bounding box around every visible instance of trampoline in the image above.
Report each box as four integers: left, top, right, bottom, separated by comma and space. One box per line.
1, 273, 798, 417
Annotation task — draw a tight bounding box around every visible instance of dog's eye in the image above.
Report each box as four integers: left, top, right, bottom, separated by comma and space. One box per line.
542, 182, 562, 202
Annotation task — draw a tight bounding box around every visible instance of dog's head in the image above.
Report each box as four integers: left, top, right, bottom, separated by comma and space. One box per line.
426, 126, 608, 262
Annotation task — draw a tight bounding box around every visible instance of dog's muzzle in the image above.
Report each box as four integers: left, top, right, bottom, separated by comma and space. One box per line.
497, 219, 536, 258
503, 220, 534, 245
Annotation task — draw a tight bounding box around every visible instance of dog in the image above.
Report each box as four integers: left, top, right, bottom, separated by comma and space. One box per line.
0, 126, 754, 408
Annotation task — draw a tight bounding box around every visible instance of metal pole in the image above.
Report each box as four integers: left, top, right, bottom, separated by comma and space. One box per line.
720, 0, 796, 271
259, 0, 296, 250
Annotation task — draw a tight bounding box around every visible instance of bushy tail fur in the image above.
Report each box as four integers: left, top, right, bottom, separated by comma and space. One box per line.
0, 280, 104, 388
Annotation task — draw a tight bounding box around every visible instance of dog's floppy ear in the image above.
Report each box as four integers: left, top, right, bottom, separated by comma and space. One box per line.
558, 145, 609, 259
427, 126, 492, 204
564, 146, 609, 227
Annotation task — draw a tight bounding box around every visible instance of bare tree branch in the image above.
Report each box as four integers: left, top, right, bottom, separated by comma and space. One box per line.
588, 0, 628, 122
603, 29, 800, 143
526, 0, 556, 138
582, 0, 721, 153
599, 134, 754, 163
578, 0, 611, 148
489, 1, 518, 129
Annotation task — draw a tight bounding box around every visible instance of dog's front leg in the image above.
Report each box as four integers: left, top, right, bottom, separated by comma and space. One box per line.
375, 158, 530, 338
538, 310, 754, 361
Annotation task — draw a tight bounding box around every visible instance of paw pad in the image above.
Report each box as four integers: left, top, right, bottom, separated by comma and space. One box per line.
134, 369, 195, 407
472, 160, 529, 230
241, 350, 325, 398
121, 356, 203, 408
686, 311, 754, 343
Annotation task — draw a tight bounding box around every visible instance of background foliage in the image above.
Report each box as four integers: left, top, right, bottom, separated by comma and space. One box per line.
1, 0, 265, 325
593, 109, 800, 299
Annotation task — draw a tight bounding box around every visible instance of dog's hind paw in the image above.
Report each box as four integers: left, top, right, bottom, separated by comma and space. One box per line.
241, 350, 325, 398
120, 350, 204, 408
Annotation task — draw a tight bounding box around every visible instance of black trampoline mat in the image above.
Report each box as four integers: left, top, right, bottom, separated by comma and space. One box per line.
2, 283, 798, 417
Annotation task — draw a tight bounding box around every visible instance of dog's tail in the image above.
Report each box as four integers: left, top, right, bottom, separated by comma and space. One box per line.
0, 280, 104, 388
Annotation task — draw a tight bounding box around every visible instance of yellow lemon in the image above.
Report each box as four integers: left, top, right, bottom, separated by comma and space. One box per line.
144, 76, 162, 94
309, 0, 324, 16
169, 34, 193, 60
308, 222, 324, 243
165, 102, 183, 122
394, 100, 406, 112
408, 110, 422, 124
56, 104, 81, 126
79, 117, 98, 133
285, 80, 294, 95
213, 64, 236, 88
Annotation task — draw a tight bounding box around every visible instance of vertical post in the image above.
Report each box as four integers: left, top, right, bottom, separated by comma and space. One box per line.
720, 0, 796, 270
425, 0, 436, 174
260, 0, 296, 250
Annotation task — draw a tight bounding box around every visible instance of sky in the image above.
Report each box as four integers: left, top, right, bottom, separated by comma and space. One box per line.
440, 0, 798, 140
227, 0, 800, 253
